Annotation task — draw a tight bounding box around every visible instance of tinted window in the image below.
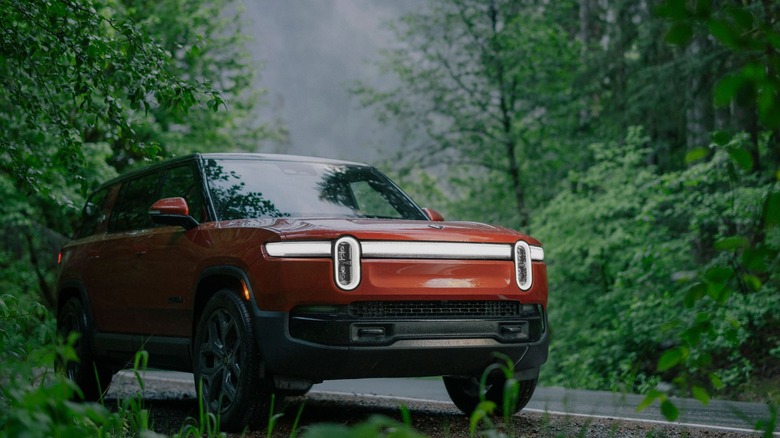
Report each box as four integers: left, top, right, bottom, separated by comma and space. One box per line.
203, 159, 426, 221
74, 188, 110, 238
160, 164, 207, 222
108, 171, 163, 232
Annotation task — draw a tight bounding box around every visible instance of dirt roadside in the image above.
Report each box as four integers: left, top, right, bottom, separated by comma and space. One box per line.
106, 373, 762, 437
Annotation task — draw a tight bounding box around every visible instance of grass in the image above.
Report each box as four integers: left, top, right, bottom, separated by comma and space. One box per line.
1, 292, 777, 437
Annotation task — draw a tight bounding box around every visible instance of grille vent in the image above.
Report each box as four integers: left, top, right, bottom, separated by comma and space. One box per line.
348, 301, 521, 319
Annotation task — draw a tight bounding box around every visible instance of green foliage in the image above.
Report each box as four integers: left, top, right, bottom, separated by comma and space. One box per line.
354, 0, 581, 226
374, 0, 779, 415
301, 415, 425, 438
0, 0, 216, 191
175, 379, 224, 438
0, 1, 282, 436
533, 128, 679, 392
660, 0, 780, 129
0, 0, 280, 309
0, 293, 121, 437
466, 353, 521, 437
534, 126, 779, 403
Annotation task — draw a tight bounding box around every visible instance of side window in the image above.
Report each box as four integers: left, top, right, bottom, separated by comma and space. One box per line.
160, 164, 207, 222
108, 172, 163, 233
74, 188, 110, 239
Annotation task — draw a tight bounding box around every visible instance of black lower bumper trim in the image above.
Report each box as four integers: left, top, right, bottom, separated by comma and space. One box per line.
253, 309, 549, 381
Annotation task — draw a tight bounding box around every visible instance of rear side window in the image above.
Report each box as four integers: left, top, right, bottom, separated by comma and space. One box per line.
108, 171, 164, 233
74, 188, 111, 239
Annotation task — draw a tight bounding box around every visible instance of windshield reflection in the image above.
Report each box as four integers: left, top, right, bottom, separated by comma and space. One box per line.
203, 159, 425, 221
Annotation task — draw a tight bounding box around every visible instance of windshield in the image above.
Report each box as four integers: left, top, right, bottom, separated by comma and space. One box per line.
202, 158, 427, 221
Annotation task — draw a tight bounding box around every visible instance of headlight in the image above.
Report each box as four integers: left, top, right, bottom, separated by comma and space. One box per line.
514, 241, 533, 290
334, 236, 361, 291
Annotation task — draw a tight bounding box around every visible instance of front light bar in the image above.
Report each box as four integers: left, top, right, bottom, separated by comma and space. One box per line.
265, 239, 544, 291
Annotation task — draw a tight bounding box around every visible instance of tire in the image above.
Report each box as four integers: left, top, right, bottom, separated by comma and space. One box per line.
444, 374, 537, 417
56, 297, 113, 401
193, 289, 273, 432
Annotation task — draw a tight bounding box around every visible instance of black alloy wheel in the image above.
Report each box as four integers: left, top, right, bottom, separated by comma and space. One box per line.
56, 297, 113, 401
443, 374, 537, 417
193, 289, 272, 432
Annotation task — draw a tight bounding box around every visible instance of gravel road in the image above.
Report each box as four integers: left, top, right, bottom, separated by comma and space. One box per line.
106, 371, 766, 437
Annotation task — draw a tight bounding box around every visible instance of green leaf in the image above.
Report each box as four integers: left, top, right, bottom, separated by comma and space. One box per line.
704, 266, 733, 284
729, 147, 753, 171
712, 131, 731, 146
708, 19, 740, 48
661, 399, 680, 421
691, 386, 710, 405
658, 347, 686, 371
760, 101, 780, 129
742, 274, 762, 291
714, 74, 745, 107
503, 378, 520, 421
666, 22, 693, 45
742, 247, 769, 272
684, 282, 706, 308
685, 147, 709, 164
469, 400, 495, 436
637, 390, 662, 412
728, 7, 754, 31
656, 0, 690, 19
766, 192, 780, 228
714, 236, 749, 251
710, 374, 725, 390
692, 0, 712, 18
707, 281, 731, 303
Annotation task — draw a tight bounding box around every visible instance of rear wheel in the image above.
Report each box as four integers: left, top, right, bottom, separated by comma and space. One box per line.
444, 374, 537, 417
193, 289, 273, 432
56, 297, 113, 401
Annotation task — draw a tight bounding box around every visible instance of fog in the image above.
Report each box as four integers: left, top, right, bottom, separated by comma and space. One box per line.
243, 0, 415, 163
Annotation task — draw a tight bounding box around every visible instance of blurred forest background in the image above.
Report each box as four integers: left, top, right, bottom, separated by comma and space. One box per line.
1, 0, 778, 429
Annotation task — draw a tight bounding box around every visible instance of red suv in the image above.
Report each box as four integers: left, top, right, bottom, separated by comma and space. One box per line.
56, 153, 548, 431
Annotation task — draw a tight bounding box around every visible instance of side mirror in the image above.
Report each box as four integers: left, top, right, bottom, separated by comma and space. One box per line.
149, 197, 199, 230
422, 208, 445, 221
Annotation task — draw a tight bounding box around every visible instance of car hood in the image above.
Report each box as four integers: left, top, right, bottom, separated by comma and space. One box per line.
237, 218, 540, 246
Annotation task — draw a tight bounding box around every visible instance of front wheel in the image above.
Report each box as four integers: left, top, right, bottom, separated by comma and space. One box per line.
444, 374, 537, 417
56, 297, 113, 401
193, 289, 273, 432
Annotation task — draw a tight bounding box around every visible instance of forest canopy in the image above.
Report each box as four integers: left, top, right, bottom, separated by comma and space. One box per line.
358, 0, 780, 409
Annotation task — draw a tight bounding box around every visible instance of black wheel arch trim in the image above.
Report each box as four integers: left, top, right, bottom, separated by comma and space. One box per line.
56, 280, 98, 350
193, 265, 260, 336
195, 265, 258, 302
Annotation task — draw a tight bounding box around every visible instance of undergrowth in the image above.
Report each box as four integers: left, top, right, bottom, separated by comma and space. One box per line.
1, 293, 776, 437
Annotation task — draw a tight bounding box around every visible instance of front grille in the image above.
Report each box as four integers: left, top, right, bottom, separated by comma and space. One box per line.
348, 300, 521, 319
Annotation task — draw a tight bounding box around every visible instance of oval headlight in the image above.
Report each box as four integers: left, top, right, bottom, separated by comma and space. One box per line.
514, 241, 533, 291
334, 236, 361, 291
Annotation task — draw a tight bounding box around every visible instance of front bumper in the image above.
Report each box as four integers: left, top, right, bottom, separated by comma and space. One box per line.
252, 303, 549, 381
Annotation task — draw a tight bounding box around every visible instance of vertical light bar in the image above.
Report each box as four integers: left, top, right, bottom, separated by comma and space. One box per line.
514, 241, 533, 291
334, 236, 361, 291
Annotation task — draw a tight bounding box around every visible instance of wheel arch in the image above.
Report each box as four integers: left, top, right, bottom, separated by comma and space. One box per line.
57, 281, 88, 311
192, 266, 257, 338
55, 281, 101, 354
56, 282, 95, 329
